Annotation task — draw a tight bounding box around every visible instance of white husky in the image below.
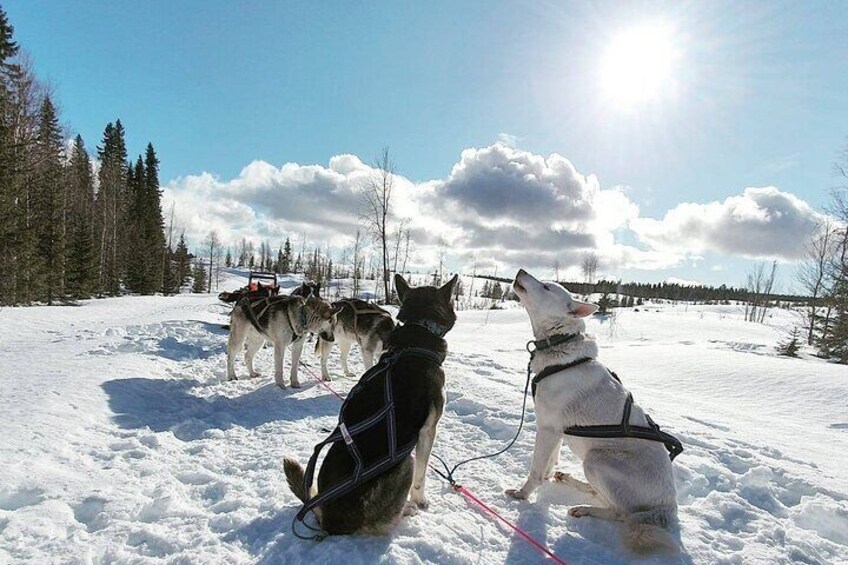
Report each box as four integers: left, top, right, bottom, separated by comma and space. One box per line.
506, 269, 679, 554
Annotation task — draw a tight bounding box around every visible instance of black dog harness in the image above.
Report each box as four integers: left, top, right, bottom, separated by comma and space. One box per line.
242, 296, 308, 341
529, 334, 683, 461
293, 346, 444, 540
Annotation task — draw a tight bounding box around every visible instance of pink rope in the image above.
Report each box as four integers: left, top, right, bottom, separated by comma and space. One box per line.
299, 362, 346, 402
299, 360, 566, 564
454, 485, 567, 564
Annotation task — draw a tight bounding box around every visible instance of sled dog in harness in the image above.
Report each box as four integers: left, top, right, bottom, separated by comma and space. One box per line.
284, 273, 459, 538
529, 333, 683, 461
293, 346, 444, 539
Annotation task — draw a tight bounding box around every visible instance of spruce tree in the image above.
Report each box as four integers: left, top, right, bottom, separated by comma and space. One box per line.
33, 96, 66, 304
144, 143, 165, 292
65, 136, 97, 298
174, 233, 191, 289
95, 121, 128, 295
0, 6, 19, 303
124, 155, 148, 293
282, 237, 292, 273
191, 263, 207, 293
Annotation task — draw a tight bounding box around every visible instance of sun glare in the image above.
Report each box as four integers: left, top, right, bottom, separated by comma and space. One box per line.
600, 22, 679, 108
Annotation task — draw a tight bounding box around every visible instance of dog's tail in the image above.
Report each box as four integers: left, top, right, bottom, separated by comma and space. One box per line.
283, 457, 313, 504
622, 507, 679, 555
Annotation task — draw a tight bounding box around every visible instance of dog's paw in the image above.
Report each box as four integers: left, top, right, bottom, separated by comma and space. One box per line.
505, 488, 528, 500
402, 502, 419, 517
553, 471, 567, 482
412, 497, 429, 510
290, 381, 301, 389
568, 505, 592, 518
227, 375, 238, 382
250, 372, 261, 379
321, 375, 332, 382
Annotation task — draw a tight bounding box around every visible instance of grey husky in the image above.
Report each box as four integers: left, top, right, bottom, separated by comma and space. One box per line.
317, 299, 395, 381
284, 274, 458, 535
227, 295, 340, 388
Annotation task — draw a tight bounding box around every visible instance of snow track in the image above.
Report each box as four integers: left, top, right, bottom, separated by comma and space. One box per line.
1, 286, 846, 564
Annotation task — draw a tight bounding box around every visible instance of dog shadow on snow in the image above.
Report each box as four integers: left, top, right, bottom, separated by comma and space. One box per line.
225, 510, 394, 565
506, 483, 693, 565
102, 376, 339, 440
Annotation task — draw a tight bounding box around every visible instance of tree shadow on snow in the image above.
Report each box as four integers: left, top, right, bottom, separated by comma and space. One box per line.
102, 377, 340, 440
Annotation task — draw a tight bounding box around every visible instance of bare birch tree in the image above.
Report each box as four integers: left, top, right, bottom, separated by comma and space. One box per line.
359, 147, 394, 303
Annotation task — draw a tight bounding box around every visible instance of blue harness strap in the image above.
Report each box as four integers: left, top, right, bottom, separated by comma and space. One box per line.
293, 346, 443, 539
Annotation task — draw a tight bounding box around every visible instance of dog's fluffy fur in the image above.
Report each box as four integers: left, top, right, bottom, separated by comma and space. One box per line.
317, 299, 395, 381
226, 295, 338, 388
284, 274, 458, 535
507, 269, 679, 554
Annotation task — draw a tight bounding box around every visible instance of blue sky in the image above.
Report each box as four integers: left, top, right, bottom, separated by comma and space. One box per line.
6, 1, 848, 288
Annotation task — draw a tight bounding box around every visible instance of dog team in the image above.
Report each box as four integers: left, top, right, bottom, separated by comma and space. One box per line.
226, 270, 681, 554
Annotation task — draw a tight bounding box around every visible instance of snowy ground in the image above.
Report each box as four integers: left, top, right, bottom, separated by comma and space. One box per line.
1, 271, 846, 564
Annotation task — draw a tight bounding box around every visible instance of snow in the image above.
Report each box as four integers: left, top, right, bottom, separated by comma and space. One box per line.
1, 271, 846, 564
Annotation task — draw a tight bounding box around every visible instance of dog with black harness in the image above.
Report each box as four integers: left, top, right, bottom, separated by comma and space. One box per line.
226, 295, 340, 388
316, 298, 395, 381
284, 274, 459, 537
506, 269, 682, 555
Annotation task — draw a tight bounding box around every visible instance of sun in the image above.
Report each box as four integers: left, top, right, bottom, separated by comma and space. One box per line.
600, 22, 679, 108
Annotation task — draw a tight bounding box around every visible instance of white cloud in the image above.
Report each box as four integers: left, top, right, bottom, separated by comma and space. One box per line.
496, 132, 519, 148
163, 147, 822, 274
665, 276, 701, 287
631, 187, 822, 261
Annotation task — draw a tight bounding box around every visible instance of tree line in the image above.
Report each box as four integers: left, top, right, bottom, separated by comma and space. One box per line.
0, 7, 181, 306
797, 144, 848, 362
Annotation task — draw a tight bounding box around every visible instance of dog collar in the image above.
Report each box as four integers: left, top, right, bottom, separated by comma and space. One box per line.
526, 332, 580, 354
405, 319, 449, 338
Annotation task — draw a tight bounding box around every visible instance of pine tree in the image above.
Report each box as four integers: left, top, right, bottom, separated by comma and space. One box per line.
65, 136, 97, 298
144, 143, 165, 292
282, 237, 292, 273
191, 262, 207, 293
0, 6, 19, 304
95, 121, 128, 295
226, 249, 232, 268
33, 96, 66, 304
124, 155, 147, 293
174, 233, 191, 289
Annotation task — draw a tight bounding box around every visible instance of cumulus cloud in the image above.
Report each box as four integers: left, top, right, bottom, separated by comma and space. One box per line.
631, 187, 822, 261
163, 145, 821, 274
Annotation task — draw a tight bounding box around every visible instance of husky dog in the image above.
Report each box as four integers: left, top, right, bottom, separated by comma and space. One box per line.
284, 274, 458, 535
317, 299, 395, 381
227, 295, 340, 388
291, 281, 321, 299
507, 269, 679, 554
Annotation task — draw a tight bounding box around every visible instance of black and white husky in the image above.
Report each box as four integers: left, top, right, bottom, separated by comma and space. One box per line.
317, 299, 395, 381
507, 269, 679, 554
284, 274, 458, 535
226, 295, 340, 388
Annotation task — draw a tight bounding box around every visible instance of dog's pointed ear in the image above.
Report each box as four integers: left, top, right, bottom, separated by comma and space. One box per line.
440, 274, 459, 301
570, 300, 598, 318
394, 274, 411, 304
